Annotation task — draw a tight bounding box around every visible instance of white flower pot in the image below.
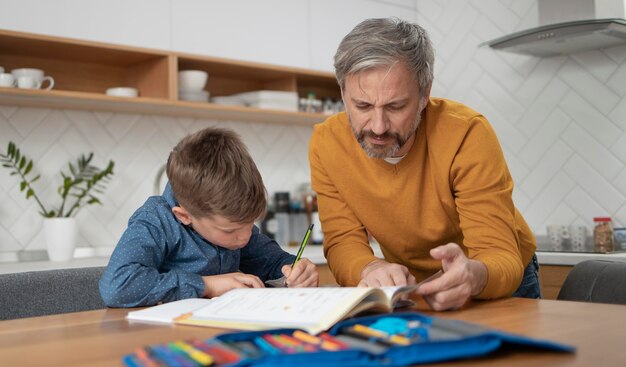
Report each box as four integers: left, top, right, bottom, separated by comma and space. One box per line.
43, 217, 77, 262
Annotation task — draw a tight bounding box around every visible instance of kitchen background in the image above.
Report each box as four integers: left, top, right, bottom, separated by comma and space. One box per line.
1, 0, 626, 260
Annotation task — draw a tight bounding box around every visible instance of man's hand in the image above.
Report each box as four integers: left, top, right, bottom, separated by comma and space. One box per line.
282, 258, 319, 287
202, 272, 264, 298
417, 243, 488, 311
358, 259, 417, 287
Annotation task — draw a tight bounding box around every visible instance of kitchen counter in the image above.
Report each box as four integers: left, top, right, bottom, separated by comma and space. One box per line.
0, 244, 384, 275
536, 250, 626, 266
3, 243, 624, 274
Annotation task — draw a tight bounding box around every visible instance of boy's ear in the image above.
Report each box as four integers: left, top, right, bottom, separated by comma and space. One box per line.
172, 206, 192, 225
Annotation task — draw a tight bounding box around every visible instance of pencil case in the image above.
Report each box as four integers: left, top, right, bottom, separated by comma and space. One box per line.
122, 311, 575, 367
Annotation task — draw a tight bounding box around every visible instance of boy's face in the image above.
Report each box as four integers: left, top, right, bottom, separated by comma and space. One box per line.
172, 206, 254, 250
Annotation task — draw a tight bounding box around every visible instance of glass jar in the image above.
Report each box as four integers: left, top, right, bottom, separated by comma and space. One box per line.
593, 217, 613, 253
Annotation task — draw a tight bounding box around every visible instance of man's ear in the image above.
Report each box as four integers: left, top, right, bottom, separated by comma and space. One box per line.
422, 83, 432, 105
172, 206, 192, 225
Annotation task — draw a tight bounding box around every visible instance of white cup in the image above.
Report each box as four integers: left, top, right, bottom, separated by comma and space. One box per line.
17, 76, 39, 89
0, 73, 15, 88
11, 68, 55, 90
569, 225, 587, 252
178, 70, 208, 91
547, 225, 568, 251
105, 86, 139, 98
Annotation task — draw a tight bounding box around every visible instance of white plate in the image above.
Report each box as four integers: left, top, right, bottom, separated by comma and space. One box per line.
106, 87, 138, 98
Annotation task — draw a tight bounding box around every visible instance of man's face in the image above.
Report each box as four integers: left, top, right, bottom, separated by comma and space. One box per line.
342, 63, 429, 158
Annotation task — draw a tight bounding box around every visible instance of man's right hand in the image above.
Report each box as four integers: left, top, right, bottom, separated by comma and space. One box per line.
358, 259, 416, 287
202, 272, 264, 298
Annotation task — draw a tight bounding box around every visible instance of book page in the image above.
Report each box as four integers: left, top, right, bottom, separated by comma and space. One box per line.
127, 298, 211, 323
189, 287, 373, 333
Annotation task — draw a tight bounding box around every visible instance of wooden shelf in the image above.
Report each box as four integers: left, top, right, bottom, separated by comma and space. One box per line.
0, 29, 339, 125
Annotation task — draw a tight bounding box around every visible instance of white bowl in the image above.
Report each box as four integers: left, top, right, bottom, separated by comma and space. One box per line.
178, 70, 208, 91
106, 87, 139, 98
179, 90, 210, 102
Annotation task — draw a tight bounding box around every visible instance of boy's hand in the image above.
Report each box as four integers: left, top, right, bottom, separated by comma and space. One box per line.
202, 272, 264, 298
282, 258, 319, 287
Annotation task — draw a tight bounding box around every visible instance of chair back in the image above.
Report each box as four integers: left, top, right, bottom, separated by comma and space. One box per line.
557, 260, 626, 305
0, 266, 106, 320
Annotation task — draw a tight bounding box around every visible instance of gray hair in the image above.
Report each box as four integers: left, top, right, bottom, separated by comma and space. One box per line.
334, 17, 434, 96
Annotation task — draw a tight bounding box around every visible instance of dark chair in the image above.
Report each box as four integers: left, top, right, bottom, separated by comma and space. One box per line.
0, 266, 106, 320
557, 260, 626, 305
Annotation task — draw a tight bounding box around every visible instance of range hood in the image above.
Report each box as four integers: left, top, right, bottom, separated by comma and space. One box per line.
481, 0, 626, 56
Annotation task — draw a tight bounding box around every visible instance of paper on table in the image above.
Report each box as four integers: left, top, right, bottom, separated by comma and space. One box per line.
127, 298, 211, 324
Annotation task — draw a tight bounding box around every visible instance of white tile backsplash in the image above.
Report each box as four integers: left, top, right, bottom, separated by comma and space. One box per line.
558, 60, 621, 113
559, 91, 622, 147
525, 171, 576, 230
514, 56, 567, 107
3, 0, 626, 256
520, 142, 573, 198
563, 155, 626, 213
518, 78, 569, 138
519, 108, 570, 167
565, 124, 624, 180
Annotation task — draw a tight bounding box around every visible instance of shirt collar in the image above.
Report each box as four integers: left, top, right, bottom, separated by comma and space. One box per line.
162, 182, 178, 208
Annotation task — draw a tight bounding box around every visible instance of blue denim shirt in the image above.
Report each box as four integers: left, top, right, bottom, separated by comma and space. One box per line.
99, 184, 295, 307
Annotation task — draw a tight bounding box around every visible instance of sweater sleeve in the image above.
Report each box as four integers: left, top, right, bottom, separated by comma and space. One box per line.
450, 115, 524, 298
309, 123, 379, 286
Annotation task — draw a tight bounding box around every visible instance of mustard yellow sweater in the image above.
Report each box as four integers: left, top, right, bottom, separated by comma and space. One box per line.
309, 98, 536, 299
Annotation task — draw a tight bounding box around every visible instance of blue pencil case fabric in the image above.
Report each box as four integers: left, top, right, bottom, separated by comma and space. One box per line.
123, 312, 575, 367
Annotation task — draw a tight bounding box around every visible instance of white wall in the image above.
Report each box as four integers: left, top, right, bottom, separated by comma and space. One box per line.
0, 0, 415, 258
0, 0, 414, 71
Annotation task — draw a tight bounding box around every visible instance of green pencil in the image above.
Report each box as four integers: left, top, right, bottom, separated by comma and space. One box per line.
292, 223, 314, 267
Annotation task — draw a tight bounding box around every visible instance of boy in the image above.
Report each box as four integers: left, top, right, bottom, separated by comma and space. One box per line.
99, 127, 318, 307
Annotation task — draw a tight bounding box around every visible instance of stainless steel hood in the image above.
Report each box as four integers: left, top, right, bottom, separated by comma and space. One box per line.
481, 0, 626, 57
481, 18, 626, 57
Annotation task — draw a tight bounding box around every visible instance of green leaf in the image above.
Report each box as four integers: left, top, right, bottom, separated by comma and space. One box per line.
31, 174, 40, 182
19, 156, 26, 170
26, 189, 34, 199
20, 181, 27, 191
23, 160, 33, 175
8, 142, 15, 157
87, 197, 101, 205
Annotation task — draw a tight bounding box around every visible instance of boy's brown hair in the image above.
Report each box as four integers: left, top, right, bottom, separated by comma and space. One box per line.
166, 127, 266, 223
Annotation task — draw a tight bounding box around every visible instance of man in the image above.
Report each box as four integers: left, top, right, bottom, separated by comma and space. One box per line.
309, 18, 539, 311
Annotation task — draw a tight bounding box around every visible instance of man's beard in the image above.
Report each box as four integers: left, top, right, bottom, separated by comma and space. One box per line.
351, 110, 422, 159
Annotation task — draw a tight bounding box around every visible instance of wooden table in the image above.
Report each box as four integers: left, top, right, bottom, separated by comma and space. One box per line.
1, 297, 625, 366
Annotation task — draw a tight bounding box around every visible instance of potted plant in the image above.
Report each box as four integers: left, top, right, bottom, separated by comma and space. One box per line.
1, 142, 114, 261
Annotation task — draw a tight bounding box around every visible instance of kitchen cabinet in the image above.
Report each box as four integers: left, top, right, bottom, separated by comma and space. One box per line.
0, 29, 340, 125
318, 264, 338, 286
171, 0, 310, 68
539, 265, 573, 300
0, 0, 171, 50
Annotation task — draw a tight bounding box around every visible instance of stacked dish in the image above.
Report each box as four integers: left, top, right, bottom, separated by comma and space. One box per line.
178, 70, 209, 102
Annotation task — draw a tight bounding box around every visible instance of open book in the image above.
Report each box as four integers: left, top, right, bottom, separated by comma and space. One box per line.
127, 285, 420, 335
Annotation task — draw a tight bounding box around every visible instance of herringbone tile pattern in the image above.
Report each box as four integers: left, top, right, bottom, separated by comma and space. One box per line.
2, 0, 626, 256
0, 107, 313, 253
418, 0, 626, 234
